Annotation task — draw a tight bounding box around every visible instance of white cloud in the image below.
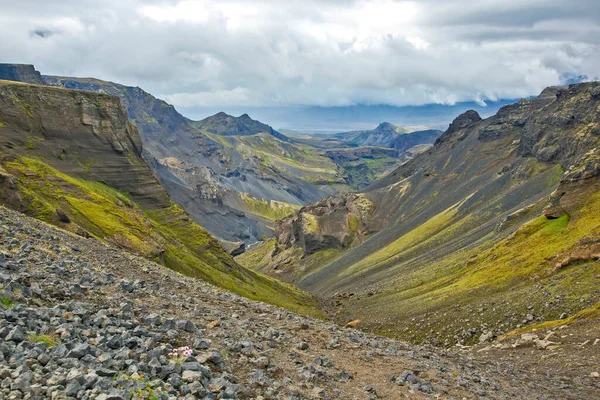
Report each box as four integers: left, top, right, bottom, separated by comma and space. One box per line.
0, 0, 599, 109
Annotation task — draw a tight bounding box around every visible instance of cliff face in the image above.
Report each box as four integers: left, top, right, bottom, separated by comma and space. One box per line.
0, 64, 44, 85
0, 80, 165, 209
0, 80, 322, 315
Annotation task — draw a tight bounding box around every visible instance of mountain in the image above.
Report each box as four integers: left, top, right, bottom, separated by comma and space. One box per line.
388, 129, 443, 152
0, 79, 321, 315
37, 72, 342, 246
238, 82, 600, 345
334, 122, 442, 151
335, 122, 408, 147
192, 111, 290, 141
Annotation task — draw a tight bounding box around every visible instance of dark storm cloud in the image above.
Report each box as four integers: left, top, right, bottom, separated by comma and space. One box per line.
1, 0, 599, 108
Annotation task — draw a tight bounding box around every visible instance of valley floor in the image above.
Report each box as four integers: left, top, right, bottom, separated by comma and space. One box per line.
0, 206, 598, 399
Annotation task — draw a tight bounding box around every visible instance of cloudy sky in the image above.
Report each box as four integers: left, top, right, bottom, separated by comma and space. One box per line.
1, 0, 599, 127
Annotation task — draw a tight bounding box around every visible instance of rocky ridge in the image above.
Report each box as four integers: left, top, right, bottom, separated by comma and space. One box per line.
1, 206, 598, 399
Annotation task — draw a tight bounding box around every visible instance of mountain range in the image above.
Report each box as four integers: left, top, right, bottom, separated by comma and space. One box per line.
239, 82, 600, 346
0, 65, 435, 251
2, 62, 600, 356
0, 78, 321, 314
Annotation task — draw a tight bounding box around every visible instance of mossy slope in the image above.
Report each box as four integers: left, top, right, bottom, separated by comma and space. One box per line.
0, 81, 322, 317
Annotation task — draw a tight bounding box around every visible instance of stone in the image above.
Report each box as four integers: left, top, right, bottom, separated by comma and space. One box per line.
5, 326, 25, 342
118, 280, 134, 293
69, 343, 90, 359
182, 370, 203, 383
296, 342, 309, 351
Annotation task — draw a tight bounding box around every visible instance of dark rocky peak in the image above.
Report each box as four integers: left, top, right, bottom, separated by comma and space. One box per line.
446, 110, 482, 134
434, 110, 482, 145
0, 63, 44, 85
539, 85, 566, 99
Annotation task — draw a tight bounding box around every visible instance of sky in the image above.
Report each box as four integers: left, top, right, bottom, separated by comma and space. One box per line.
1, 0, 599, 129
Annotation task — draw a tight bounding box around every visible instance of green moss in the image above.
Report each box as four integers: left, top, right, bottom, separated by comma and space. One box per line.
504, 301, 600, 338
302, 214, 320, 234
236, 239, 277, 270
0, 296, 14, 309
28, 333, 58, 347
0, 120, 5, 128
1, 156, 323, 318
343, 197, 468, 277
297, 248, 342, 281
353, 189, 600, 344
25, 136, 36, 150
77, 158, 95, 171
347, 214, 359, 234
239, 193, 300, 222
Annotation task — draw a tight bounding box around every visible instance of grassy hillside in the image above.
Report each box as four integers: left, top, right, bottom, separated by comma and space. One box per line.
259, 82, 600, 344
1, 156, 322, 317
0, 80, 323, 317
203, 131, 343, 183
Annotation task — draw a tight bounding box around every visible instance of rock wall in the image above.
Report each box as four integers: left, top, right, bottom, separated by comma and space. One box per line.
0, 64, 44, 85
0, 80, 169, 209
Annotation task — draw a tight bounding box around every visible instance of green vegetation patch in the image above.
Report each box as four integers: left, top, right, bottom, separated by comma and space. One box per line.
0, 296, 14, 309
239, 193, 300, 222
28, 333, 58, 347
236, 239, 277, 271
1, 156, 324, 318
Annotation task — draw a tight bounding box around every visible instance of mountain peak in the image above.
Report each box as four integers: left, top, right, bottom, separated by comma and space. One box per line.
194, 111, 290, 141
376, 121, 395, 130
446, 110, 482, 134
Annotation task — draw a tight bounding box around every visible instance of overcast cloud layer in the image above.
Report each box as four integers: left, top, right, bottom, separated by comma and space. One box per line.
1, 0, 599, 110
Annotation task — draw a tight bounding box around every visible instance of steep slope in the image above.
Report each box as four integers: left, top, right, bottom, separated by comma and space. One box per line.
0, 80, 322, 316
4, 206, 599, 400
240, 82, 600, 344
40, 73, 342, 244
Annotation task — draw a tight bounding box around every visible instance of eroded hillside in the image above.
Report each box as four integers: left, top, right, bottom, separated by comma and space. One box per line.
239, 82, 600, 346
0, 80, 321, 316
1, 64, 438, 249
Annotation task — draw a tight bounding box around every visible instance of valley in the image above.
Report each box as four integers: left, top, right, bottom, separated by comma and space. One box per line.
239, 83, 600, 349
0, 65, 433, 250
1, 63, 600, 398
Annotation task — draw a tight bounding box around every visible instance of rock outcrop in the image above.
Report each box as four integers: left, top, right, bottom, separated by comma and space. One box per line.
275, 193, 376, 256
0, 64, 44, 85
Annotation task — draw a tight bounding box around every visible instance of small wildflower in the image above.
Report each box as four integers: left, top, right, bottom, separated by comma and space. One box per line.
167, 346, 194, 362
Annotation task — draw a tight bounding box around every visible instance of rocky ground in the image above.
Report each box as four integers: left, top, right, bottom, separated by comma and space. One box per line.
1, 206, 599, 399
